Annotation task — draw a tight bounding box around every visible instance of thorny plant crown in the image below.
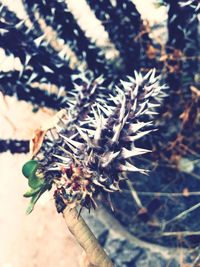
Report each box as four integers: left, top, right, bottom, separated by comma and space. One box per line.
22, 69, 167, 214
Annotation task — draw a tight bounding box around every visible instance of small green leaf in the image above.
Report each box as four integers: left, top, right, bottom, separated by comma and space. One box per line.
25, 185, 49, 214
26, 204, 34, 215
26, 193, 41, 214
23, 187, 42, 198
28, 171, 44, 189
22, 160, 38, 178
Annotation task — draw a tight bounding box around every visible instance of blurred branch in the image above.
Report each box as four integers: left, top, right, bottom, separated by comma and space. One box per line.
125, 191, 200, 197
163, 202, 200, 228
126, 180, 143, 208
161, 231, 200, 237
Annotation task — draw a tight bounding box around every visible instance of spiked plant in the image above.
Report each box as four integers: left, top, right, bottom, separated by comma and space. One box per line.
165, 0, 199, 101
21, 68, 165, 266
86, 0, 141, 74
22, 69, 166, 213
67, 73, 108, 124
0, 1, 160, 155
0, 5, 75, 109
23, 0, 114, 78
151, 0, 200, 161
178, 0, 199, 92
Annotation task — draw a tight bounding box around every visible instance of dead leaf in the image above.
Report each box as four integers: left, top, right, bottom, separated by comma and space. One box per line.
179, 107, 190, 125
138, 207, 148, 215
29, 109, 68, 157
146, 45, 157, 59
190, 86, 200, 98
29, 128, 47, 157
159, 54, 168, 62
182, 188, 190, 197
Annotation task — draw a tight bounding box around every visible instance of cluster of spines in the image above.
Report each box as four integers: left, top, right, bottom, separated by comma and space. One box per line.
42, 70, 166, 212
68, 73, 109, 124
32, 73, 109, 171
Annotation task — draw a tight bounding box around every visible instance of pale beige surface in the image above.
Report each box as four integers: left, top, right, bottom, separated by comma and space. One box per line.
0, 153, 83, 267
0, 97, 83, 267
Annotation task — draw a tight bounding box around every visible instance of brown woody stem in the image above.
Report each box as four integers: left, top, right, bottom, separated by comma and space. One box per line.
63, 207, 114, 267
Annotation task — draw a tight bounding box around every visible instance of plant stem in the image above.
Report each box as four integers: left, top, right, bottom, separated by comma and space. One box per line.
63, 207, 114, 267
